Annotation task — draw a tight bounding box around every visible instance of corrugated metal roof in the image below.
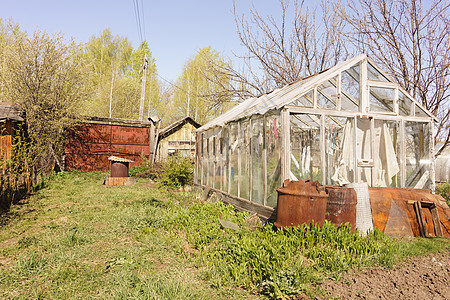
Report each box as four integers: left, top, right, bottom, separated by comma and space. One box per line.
197, 55, 362, 132
0, 102, 23, 122
108, 156, 134, 163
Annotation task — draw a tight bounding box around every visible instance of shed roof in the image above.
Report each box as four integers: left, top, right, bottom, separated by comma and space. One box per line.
198, 54, 437, 132
0, 102, 23, 122
158, 117, 201, 140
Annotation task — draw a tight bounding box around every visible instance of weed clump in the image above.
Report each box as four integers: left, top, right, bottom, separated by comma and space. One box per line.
159, 155, 193, 189
436, 181, 450, 206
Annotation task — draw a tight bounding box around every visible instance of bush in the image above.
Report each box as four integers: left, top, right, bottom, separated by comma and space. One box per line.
159, 155, 194, 189
436, 181, 450, 206
128, 155, 164, 180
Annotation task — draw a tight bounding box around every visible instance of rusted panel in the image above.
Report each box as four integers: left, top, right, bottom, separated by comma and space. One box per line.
111, 125, 149, 144
324, 186, 357, 232
274, 179, 328, 228
369, 187, 450, 238
65, 122, 150, 172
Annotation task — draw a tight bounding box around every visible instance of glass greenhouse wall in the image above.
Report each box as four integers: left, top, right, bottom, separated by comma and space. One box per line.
195, 55, 437, 208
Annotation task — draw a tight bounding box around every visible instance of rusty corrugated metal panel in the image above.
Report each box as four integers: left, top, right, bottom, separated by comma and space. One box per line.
274, 179, 328, 228
65, 122, 150, 172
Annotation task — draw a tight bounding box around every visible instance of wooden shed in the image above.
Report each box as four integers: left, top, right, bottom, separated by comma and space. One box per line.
156, 117, 200, 161
0, 102, 23, 161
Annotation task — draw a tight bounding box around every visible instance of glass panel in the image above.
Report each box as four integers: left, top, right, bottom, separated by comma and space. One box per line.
341, 65, 360, 112
341, 93, 359, 112
405, 122, 431, 189
398, 91, 412, 116
368, 63, 389, 82
317, 76, 338, 110
229, 123, 238, 196
325, 116, 354, 185
222, 128, 229, 193
382, 120, 401, 188
239, 120, 250, 200
208, 135, 214, 187
202, 132, 207, 185
251, 117, 264, 205
290, 114, 321, 182
415, 104, 429, 117
214, 135, 221, 190
266, 114, 281, 208
370, 87, 394, 113
290, 90, 313, 107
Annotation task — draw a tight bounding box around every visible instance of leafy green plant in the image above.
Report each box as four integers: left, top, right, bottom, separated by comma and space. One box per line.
436, 181, 450, 206
159, 155, 194, 188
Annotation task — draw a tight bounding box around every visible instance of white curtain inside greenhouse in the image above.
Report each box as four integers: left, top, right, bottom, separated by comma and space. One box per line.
332, 119, 399, 187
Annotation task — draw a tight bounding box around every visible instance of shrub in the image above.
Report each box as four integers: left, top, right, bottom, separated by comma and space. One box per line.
436, 181, 450, 206
159, 155, 194, 188
128, 155, 164, 180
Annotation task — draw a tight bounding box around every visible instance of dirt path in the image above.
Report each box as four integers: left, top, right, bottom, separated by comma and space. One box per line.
319, 252, 450, 300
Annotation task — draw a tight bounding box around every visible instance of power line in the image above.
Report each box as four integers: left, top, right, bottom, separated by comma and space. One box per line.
140, 0, 146, 42
132, 0, 143, 43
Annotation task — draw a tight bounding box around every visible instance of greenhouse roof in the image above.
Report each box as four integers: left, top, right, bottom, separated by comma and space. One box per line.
198, 54, 437, 132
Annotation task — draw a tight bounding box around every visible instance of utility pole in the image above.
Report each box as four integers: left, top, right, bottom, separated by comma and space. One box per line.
139, 54, 148, 121
109, 69, 115, 119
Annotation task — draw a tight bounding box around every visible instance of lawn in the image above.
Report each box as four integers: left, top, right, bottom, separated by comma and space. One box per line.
0, 171, 448, 299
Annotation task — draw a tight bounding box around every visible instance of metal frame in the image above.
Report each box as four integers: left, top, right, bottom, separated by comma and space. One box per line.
195, 54, 436, 208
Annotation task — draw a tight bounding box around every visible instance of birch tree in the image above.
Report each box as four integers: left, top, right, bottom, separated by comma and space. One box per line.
173, 47, 234, 124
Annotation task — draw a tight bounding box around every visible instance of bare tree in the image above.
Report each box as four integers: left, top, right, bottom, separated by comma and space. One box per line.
230, 0, 349, 98
340, 0, 450, 155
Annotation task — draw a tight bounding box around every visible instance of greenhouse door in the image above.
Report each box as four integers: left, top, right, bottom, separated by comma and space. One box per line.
355, 117, 400, 187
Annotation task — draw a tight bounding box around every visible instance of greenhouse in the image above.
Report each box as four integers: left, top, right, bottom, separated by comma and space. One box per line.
195, 54, 438, 210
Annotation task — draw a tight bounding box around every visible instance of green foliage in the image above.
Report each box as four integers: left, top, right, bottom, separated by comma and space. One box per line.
1, 22, 90, 172
159, 155, 194, 188
128, 156, 163, 179
436, 182, 450, 206
82, 29, 161, 120
128, 165, 149, 177
1, 124, 41, 210
1, 171, 448, 299
173, 46, 235, 124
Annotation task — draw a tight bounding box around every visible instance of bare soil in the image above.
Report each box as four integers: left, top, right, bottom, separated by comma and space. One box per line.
318, 252, 450, 300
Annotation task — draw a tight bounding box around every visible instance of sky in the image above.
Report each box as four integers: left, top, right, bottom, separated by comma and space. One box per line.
0, 0, 288, 83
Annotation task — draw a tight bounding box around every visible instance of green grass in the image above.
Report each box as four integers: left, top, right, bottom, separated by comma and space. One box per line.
0, 171, 448, 299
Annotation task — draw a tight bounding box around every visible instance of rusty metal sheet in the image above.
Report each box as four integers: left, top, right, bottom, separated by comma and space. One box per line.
324, 186, 357, 232
65, 122, 150, 172
369, 187, 450, 238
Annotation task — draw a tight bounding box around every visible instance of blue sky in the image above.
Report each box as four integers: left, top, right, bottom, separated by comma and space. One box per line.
1, 0, 292, 83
